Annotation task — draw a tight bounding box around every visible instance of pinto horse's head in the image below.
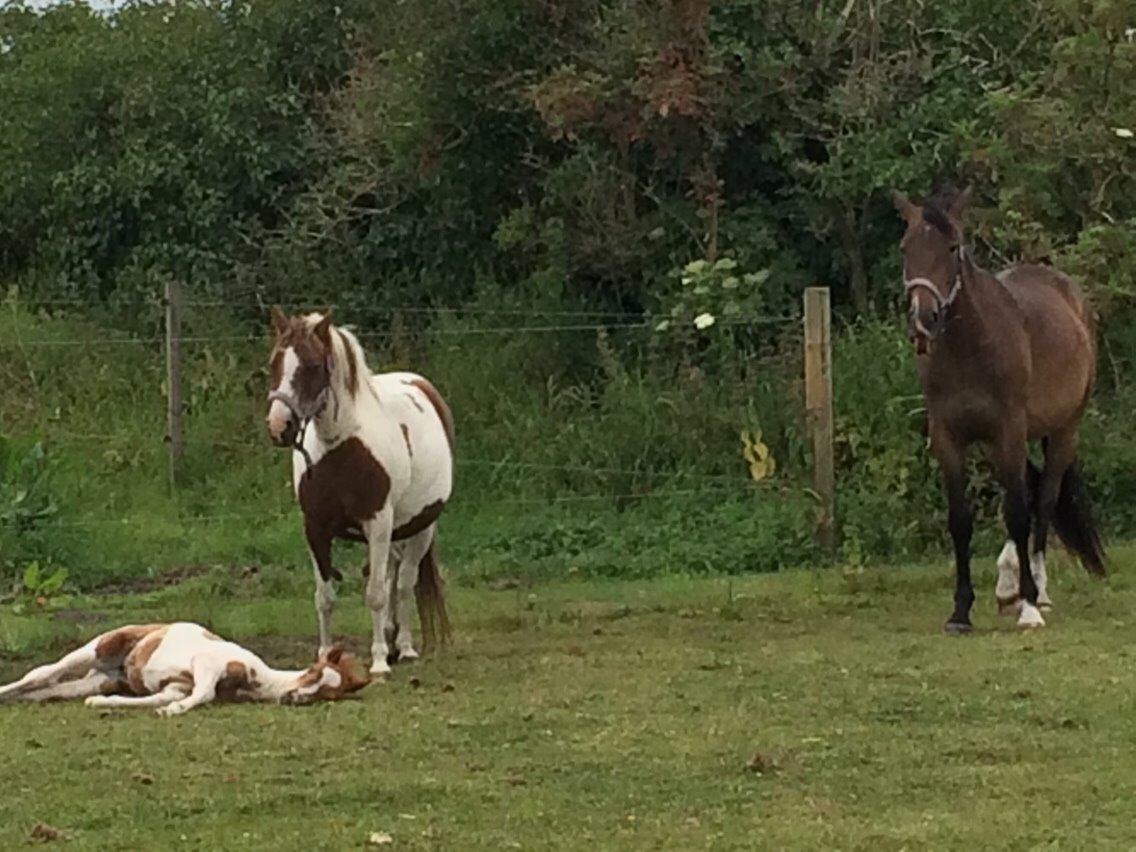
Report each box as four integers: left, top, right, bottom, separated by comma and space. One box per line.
266, 306, 334, 447
892, 187, 971, 355
279, 645, 370, 706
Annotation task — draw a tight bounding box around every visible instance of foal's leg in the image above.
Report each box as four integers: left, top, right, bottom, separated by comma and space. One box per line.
0, 640, 99, 702
86, 683, 189, 710
19, 670, 116, 703
391, 527, 435, 662
1032, 432, 1078, 612
994, 431, 1044, 629
363, 505, 395, 678
932, 430, 974, 633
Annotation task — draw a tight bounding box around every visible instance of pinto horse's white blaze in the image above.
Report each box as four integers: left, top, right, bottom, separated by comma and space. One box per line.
267, 309, 453, 677
266, 348, 301, 442
0, 623, 368, 715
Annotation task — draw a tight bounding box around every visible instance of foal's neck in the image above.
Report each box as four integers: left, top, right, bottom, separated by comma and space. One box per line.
252, 666, 305, 702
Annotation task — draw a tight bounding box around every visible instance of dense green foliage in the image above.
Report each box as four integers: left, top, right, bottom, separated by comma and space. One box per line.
1, 0, 1135, 585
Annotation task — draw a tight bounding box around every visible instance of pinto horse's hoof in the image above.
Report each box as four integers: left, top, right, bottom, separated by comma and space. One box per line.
944, 620, 973, 636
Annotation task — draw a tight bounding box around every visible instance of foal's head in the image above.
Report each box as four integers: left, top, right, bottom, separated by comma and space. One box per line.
266, 306, 334, 447
279, 646, 370, 706
892, 188, 971, 354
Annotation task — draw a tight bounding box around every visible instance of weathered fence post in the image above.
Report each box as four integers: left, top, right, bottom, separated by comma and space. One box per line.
804, 287, 835, 553
164, 279, 183, 492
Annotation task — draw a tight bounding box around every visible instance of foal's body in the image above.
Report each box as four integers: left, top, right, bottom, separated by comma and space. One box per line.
267, 310, 452, 677
0, 623, 367, 715
896, 190, 1104, 631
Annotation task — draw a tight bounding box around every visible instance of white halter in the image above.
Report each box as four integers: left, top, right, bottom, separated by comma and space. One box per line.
904, 245, 967, 318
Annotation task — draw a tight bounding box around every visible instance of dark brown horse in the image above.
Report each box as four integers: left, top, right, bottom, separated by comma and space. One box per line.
893, 188, 1105, 632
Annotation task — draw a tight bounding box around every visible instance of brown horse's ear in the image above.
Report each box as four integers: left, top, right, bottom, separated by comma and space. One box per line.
312, 310, 333, 346
322, 644, 344, 665
948, 186, 973, 222
271, 305, 289, 336
891, 190, 919, 223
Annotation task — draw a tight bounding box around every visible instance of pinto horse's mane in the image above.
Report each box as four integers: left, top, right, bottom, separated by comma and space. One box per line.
300, 313, 370, 400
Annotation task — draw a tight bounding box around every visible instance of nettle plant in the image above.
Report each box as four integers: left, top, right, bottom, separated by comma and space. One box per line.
653, 256, 769, 349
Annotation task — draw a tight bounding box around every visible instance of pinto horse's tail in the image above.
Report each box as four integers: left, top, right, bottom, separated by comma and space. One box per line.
415, 539, 453, 650
1027, 458, 1106, 576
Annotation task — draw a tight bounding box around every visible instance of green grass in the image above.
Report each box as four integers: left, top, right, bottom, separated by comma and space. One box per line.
1, 549, 1135, 849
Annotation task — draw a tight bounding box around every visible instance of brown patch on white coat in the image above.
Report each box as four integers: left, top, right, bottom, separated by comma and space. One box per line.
0, 623, 369, 715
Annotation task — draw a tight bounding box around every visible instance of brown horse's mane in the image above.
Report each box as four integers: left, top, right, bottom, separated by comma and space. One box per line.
920, 190, 959, 236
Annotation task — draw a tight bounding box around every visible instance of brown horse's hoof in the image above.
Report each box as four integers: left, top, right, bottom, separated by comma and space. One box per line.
944, 620, 973, 635
997, 596, 1019, 617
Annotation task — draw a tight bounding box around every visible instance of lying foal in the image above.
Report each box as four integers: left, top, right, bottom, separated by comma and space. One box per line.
0, 623, 368, 716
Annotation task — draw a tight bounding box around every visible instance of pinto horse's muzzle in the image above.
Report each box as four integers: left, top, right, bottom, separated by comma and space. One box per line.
265, 388, 329, 449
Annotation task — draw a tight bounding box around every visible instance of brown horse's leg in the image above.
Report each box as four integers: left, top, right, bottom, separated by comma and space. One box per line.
1033, 431, 1078, 610
932, 430, 974, 633
993, 429, 1044, 628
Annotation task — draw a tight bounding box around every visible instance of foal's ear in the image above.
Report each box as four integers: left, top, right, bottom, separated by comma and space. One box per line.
948, 186, 973, 221
891, 190, 919, 223
322, 644, 344, 665
270, 305, 289, 336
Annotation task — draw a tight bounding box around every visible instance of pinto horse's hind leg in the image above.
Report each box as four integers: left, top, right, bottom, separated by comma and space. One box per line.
391, 527, 434, 663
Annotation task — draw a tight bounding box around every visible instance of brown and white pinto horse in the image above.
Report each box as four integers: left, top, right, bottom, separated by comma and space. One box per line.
266, 308, 452, 677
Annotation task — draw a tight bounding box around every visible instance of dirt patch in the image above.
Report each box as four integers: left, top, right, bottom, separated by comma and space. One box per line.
51, 608, 105, 626
93, 566, 209, 595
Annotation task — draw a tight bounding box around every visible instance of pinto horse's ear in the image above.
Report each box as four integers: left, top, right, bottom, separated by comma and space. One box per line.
312, 310, 333, 346
322, 644, 344, 665
891, 190, 919, 223
948, 186, 973, 222
271, 305, 289, 336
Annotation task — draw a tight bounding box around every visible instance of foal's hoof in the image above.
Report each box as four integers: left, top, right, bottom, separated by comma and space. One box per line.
997, 596, 1020, 617
944, 620, 973, 636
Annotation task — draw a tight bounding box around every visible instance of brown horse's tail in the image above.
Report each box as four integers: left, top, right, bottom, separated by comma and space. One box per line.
415, 539, 453, 651
1027, 458, 1106, 576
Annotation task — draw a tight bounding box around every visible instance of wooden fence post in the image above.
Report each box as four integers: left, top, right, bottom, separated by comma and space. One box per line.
804, 287, 835, 553
164, 279, 183, 492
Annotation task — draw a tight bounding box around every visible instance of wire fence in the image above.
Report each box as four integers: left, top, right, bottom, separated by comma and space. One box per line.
1, 290, 830, 543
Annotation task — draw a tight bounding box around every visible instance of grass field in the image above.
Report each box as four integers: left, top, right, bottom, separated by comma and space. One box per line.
1, 549, 1134, 850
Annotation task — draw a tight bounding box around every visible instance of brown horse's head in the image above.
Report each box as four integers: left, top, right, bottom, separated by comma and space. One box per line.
892, 188, 971, 354
266, 306, 334, 447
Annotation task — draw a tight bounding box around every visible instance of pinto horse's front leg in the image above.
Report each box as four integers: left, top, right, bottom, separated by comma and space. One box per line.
305, 529, 336, 657
363, 506, 395, 678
